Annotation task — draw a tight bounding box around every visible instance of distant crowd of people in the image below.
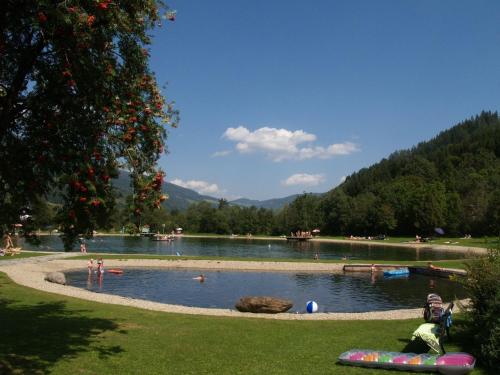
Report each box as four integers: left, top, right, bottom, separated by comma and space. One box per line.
291, 231, 312, 238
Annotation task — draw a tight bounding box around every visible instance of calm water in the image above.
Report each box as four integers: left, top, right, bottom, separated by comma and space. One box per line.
66, 269, 466, 312
21, 235, 468, 261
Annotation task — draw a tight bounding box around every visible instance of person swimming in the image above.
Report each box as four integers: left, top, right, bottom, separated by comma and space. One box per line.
193, 274, 205, 282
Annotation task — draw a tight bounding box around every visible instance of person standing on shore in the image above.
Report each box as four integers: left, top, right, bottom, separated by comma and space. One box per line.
3, 233, 14, 250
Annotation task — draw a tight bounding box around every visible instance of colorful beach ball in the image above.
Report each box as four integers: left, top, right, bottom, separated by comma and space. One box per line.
306, 301, 318, 313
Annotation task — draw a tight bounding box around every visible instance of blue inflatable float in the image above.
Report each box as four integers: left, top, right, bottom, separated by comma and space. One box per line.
383, 267, 410, 277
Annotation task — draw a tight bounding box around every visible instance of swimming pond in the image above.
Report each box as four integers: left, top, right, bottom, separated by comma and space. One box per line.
22, 236, 469, 261
66, 269, 466, 313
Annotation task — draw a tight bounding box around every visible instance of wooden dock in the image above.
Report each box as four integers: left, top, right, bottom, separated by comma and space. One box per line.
343, 264, 407, 272
286, 236, 312, 242
408, 266, 466, 278
343, 264, 467, 278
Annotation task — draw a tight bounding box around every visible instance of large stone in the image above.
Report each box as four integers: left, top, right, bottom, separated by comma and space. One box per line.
235, 296, 293, 314
45, 272, 66, 285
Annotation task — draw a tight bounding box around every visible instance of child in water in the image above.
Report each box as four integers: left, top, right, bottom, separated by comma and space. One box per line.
87, 258, 94, 274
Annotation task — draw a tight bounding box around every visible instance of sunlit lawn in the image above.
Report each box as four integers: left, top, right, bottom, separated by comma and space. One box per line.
319, 235, 499, 250
0, 272, 490, 374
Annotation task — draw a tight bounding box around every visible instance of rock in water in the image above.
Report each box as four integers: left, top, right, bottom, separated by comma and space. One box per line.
45, 272, 66, 285
235, 296, 293, 314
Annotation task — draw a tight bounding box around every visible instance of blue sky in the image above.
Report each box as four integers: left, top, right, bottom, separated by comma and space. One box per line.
149, 0, 500, 200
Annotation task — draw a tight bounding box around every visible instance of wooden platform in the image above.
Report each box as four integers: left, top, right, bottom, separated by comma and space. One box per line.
408, 266, 466, 278
343, 264, 467, 278
286, 236, 312, 242
343, 264, 406, 272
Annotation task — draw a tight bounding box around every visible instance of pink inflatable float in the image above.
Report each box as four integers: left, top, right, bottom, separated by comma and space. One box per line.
338, 350, 475, 375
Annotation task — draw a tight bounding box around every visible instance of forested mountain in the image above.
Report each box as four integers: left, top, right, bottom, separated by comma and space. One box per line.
111, 171, 220, 211
318, 111, 500, 236
230, 195, 302, 210
112, 172, 302, 211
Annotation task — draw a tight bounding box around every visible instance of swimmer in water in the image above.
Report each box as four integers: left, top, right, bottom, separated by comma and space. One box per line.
193, 274, 205, 282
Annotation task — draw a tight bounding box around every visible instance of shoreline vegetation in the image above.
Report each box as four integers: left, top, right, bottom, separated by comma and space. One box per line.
33, 231, 494, 251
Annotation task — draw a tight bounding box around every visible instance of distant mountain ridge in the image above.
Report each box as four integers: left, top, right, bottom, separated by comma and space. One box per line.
112, 172, 305, 211
112, 172, 219, 211
230, 195, 300, 210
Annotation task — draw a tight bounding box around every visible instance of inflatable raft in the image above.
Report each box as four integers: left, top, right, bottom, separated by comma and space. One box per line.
338, 350, 475, 375
383, 268, 410, 277
107, 269, 123, 274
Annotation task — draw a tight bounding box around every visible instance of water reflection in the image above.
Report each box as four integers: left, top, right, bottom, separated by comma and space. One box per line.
21, 235, 469, 261
66, 269, 467, 313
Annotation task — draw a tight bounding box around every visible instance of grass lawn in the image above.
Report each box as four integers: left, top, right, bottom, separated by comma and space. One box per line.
0, 272, 490, 374
318, 236, 500, 250
180, 233, 500, 250
0, 251, 50, 262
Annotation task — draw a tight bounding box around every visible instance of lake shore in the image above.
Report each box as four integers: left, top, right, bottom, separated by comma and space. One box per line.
0, 255, 466, 320
169, 234, 488, 254
34, 232, 489, 254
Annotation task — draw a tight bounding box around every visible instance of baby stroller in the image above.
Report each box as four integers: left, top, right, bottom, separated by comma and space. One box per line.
403, 294, 454, 354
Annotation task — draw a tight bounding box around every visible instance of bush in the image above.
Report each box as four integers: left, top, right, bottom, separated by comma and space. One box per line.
462, 248, 500, 370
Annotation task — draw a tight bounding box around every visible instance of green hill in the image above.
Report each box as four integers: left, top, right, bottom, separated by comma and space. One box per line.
319, 111, 500, 236
230, 195, 301, 210
112, 171, 220, 211
113, 172, 303, 211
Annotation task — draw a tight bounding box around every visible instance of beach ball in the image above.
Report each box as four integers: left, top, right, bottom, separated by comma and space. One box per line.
306, 300, 318, 313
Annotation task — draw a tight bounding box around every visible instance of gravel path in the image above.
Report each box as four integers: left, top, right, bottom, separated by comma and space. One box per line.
0, 254, 465, 320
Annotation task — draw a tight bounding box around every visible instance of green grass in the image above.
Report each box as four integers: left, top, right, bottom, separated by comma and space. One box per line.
0, 272, 490, 374
68, 253, 473, 270
0, 251, 50, 262
317, 235, 499, 249
181, 233, 499, 251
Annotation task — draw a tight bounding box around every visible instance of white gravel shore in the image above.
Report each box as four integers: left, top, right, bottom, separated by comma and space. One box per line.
0, 256, 465, 320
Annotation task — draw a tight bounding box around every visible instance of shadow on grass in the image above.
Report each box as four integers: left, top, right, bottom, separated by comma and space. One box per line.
0, 297, 123, 374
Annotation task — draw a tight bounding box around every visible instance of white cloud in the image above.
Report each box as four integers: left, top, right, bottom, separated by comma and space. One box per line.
223, 126, 359, 161
170, 178, 221, 195
211, 150, 232, 157
282, 173, 326, 187
340, 175, 347, 183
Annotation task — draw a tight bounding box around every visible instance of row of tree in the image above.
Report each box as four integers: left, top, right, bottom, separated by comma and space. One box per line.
131, 112, 500, 237
16, 112, 500, 239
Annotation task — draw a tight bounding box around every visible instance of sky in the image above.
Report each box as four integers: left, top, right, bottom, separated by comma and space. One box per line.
148, 0, 500, 201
